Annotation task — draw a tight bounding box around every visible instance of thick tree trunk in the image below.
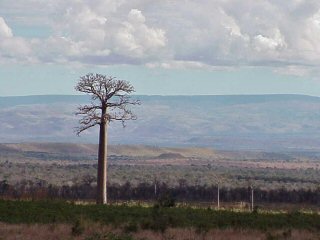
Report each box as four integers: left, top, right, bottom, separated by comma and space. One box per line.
97, 120, 107, 204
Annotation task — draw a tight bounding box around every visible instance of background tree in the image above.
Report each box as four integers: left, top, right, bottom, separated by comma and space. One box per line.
75, 73, 139, 204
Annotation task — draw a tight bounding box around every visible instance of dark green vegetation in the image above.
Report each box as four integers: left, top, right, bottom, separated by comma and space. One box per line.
0, 199, 319, 232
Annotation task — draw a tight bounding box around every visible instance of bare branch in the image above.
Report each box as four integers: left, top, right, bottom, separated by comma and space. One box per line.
75, 73, 106, 102
105, 80, 135, 100
75, 73, 140, 135
107, 95, 140, 108
76, 123, 99, 136
76, 104, 101, 115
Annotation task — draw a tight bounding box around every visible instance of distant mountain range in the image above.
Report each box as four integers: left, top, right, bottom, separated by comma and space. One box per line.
1, 94, 320, 151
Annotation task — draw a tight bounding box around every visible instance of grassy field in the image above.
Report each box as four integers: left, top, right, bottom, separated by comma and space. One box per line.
0, 199, 319, 239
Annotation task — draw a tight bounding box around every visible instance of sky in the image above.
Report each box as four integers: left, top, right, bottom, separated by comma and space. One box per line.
0, 0, 320, 96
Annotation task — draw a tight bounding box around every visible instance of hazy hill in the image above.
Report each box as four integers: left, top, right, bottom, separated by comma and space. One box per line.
0, 143, 218, 158
1, 94, 320, 151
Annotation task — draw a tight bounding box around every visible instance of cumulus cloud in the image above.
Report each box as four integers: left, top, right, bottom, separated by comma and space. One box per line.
0, 16, 32, 62
29, 1, 167, 64
111, 9, 167, 58
0, 17, 12, 38
1, 0, 320, 74
254, 29, 286, 51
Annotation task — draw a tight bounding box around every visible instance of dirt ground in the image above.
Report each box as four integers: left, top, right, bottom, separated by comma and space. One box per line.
0, 222, 319, 240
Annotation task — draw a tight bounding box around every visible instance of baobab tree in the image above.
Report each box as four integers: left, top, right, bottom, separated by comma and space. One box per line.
75, 73, 140, 204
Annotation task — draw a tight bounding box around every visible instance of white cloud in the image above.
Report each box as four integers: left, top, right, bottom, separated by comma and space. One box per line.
146, 61, 210, 70
0, 17, 12, 38
1, 0, 320, 74
273, 65, 313, 77
128, 9, 145, 23
254, 29, 286, 51
111, 9, 167, 59
0, 16, 32, 62
38, 1, 167, 64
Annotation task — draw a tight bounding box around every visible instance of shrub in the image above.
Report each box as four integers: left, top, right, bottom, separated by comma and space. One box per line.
71, 218, 85, 236
252, 206, 259, 214
157, 193, 175, 208
123, 221, 138, 233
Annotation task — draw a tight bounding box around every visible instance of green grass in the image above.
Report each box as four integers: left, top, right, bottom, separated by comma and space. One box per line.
0, 199, 319, 232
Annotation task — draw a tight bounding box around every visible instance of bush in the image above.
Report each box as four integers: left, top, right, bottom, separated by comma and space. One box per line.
71, 217, 85, 236
157, 193, 175, 208
252, 206, 259, 214
123, 221, 138, 233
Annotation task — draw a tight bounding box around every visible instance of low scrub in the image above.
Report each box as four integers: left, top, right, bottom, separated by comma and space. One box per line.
0, 199, 319, 232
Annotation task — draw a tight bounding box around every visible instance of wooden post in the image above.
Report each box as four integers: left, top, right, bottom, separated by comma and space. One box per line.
217, 184, 220, 209
251, 186, 254, 212
154, 180, 157, 197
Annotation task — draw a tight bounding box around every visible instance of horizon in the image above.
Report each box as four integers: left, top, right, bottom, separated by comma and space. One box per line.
1, 93, 320, 98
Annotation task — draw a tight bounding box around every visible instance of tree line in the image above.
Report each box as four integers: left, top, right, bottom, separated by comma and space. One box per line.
1, 179, 319, 205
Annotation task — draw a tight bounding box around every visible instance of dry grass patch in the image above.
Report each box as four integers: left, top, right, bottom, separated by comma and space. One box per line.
133, 228, 319, 240
0, 222, 72, 240
0, 223, 319, 240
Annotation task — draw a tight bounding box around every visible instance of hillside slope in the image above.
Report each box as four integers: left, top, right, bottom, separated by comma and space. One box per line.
1, 94, 320, 151
0, 143, 218, 158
